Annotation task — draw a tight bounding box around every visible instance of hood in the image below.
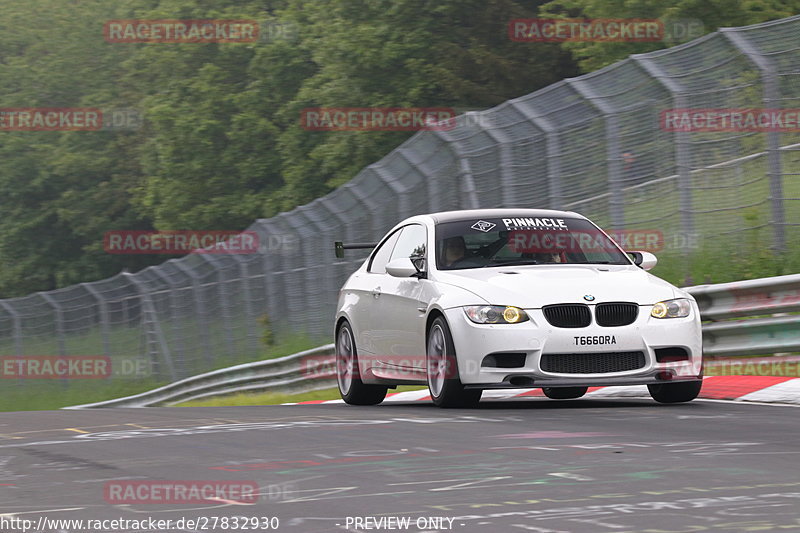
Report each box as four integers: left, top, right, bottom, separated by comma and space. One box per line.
434, 264, 677, 308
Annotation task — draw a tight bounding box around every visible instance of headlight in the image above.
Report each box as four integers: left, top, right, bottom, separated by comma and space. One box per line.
651, 298, 691, 319
464, 305, 529, 324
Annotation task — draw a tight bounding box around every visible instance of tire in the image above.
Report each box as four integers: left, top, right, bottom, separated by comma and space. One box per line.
648, 380, 702, 404
336, 321, 387, 405
543, 386, 588, 400
426, 317, 482, 408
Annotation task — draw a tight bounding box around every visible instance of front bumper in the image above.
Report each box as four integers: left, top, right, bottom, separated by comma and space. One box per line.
443, 304, 703, 388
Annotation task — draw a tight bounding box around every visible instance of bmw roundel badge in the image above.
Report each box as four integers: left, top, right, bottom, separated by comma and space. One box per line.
583, 295, 595, 302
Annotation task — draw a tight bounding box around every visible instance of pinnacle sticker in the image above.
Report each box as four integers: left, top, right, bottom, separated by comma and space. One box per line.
502, 218, 569, 231
470, 220, 496, 232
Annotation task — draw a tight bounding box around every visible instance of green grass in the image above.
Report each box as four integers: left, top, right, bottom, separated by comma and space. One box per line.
176, 385, 428, 407
0, 332, 320, 412
610, 151, 800, 287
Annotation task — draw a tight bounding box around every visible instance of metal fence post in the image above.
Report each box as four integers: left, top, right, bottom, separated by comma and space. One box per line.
201, 254, 236, 358
123, 273, 176, 381
232, 255, 260, 356
0, 301, 23, 355
150, 266, 187, 378
721, 28, 786, 252
81, 283, 111, 358
631, 55, 695, 250
173, 261, 214, 367
38, 293, 66, 356
431, 130, 481, 209
476, 113, 517, 207
567, 78, 624, 228
508, 100, 563, 210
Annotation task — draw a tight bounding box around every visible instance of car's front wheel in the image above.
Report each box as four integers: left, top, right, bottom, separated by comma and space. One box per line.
543, 386, 588, 399
648, 380, 702, 404
336, 321, 387, 405
426, 317, 481, 408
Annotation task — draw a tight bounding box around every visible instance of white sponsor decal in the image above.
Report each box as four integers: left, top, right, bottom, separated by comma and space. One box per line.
471, 220, 496, 232
502, 218, 568, 230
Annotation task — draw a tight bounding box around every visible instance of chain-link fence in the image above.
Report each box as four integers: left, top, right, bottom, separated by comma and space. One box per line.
2, 15, 798, 390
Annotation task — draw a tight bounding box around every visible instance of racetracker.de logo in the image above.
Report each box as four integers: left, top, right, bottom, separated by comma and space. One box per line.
509, 18, 663, 42
300, 108, 457, 131
1, 356, 111, 379
103, 481, 259, 504
0, 108, 102, 131
104, 230, 259, 255
104, 20, 259, 43
661, 108, 800, 132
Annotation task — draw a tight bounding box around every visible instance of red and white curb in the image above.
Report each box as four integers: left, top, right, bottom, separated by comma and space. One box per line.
284, 376, 800, 406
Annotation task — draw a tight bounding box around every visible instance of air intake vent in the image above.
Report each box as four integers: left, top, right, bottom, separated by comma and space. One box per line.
543, 304, 591, 328
595, 302, 638, 327
541, 351, 646, 374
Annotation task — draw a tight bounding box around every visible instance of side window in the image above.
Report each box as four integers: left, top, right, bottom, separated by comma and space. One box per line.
368, 230, 401, 273
390, 224, 427, 266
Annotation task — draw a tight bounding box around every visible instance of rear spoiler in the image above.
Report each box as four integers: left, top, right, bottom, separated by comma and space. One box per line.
334, 241, 378, 259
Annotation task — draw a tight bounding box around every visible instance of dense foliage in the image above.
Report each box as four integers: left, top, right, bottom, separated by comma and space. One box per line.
0, 0, 794, 296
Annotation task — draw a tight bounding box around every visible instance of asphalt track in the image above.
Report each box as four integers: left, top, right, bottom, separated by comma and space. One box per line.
2, 398, 800, 533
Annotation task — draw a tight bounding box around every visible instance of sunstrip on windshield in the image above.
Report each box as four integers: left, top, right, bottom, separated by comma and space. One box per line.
502, 217, 569, 230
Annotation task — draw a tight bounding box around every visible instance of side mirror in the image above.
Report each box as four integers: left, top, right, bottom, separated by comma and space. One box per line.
628, 251, 658, 271
386, 257, 422, 278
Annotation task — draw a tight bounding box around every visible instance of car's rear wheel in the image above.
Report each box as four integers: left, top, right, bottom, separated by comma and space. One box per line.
336, 321, 387, 405
543, 386, 588, 399
426, 317, 481, 408
648, 380, 702, 404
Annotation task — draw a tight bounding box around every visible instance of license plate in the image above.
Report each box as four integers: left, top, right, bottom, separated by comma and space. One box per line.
574, 335, 617, 346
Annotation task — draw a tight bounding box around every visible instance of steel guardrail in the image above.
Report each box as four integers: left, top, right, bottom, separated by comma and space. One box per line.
64, 273, 800, 408
685, 273, 800, 357
64, 344, 336, 409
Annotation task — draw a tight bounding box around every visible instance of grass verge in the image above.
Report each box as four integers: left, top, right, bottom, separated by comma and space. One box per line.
0, 333, 320, 412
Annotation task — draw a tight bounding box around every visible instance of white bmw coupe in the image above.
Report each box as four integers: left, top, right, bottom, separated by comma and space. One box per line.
334, 209, 703, 407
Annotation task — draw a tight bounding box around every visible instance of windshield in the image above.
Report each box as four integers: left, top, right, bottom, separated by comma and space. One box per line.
435, 216, 631, 270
